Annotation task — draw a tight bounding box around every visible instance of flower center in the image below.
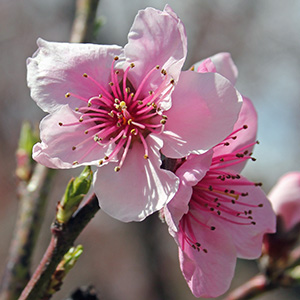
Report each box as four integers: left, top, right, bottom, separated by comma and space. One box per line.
179, 125, 264, 252
59, 57, 175, 171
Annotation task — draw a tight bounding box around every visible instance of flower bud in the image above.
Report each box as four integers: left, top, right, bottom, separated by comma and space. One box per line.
46, 245, 83, 297
16, 122, 39, 181
56, 166, 93, 223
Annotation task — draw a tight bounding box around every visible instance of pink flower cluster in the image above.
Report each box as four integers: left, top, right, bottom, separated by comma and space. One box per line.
27, 5, 276, 298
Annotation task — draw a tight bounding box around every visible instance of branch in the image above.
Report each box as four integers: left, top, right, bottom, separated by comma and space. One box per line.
0, 164, 55, 300
17, 193, 100, 300
70, 0, 100, 43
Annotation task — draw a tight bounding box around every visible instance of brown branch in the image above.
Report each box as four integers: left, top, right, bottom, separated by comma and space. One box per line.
70, 0, 100, 43
17, 193, 100, 300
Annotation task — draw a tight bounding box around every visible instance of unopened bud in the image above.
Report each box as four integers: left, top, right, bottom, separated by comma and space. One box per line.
56, 166, 93, 223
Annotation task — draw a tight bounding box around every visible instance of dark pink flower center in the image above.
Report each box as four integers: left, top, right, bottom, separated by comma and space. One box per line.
179, 126, 263, 253
59, 57, 175, 171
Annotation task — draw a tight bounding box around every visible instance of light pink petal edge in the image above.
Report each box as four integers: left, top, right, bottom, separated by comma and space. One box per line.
27, 38, 123, 113
33, 105, 111, 168
124, 5, 187, 91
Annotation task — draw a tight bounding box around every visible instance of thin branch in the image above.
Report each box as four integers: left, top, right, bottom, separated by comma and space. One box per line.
17, 193, 100, 300
0, 164, 56, 300
70, 0, 100, 43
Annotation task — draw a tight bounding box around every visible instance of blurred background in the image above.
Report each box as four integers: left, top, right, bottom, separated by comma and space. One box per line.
0, 0, 299, 299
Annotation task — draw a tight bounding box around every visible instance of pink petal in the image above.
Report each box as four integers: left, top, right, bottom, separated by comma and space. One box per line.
124, 5, 187, 91
194, 52, 238, 85
211, 175, 276, 259
268, 172, 300, 230
32, 105, 108, 168
93, 135, 179, 222
212, 97, 258, 173
175, 212, 237, 298
27, 38, 123, 113
161, 71, 242, 158
165, 152, 213, 231
209, 52, 238, 85
196, 58, 217, 73
164, 181, 193, 233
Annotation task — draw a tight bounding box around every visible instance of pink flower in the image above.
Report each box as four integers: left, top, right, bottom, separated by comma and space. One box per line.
164, 55, 276, 297
268, 172, 300, 231
27, 6, 242, 222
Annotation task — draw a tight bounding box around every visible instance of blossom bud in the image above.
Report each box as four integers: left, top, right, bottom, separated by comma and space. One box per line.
56, 166, 93, 223
262, 172, 300, 275
15, 122, 39, 181
46, 245, 83, 297
268, 172, 300, 231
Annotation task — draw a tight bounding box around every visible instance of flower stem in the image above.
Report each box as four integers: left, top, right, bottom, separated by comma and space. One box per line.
0, 164, 56, 300
17, 193, 100, 300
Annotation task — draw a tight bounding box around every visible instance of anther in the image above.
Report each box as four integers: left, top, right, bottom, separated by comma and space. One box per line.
109, 82, 114, 86
83, 73, 88, 78
99, 160, 103, 165
255, 182, 262, 186
79, 117, 83, 122
258, 204, 264, 207
58, 122, 63, 126
125, 87, 130, 94
160, 119, 166, 125
130, 63, 135, 68
144, 154, 149, 159
65, 93, 71, 98
170, 79, 175, 84
72, 146, 76, 150
114, 166, 121, 172
161, 69, 167, 76
72, 161, 78, 165
251, 222, 256, 225
156, 65, 160, 69
210, 226, 216, 231
114, 56, 119, 61
203, 249, 208, 253
84, 130, 89, 134
75, 107, 79, 111
190, 66, 195, 71
138, 101, 143, 105
243, 125, 248, 129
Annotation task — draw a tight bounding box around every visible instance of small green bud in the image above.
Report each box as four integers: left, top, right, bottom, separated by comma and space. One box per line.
16, 122, 39, 181
45, 245, 83, 297
56, 166, 93, 223
287, 265, 300, 284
